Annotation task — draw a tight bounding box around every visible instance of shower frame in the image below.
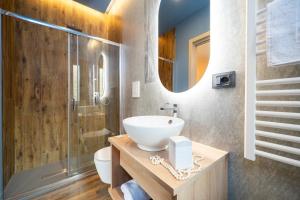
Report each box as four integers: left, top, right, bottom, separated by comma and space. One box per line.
0, 8, 124, 199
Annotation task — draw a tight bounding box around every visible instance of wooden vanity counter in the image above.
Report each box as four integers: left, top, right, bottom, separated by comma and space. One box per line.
108, 135, 228, 200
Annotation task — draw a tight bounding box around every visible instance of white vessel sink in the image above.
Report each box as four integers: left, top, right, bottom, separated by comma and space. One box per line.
123, 116, 185, 151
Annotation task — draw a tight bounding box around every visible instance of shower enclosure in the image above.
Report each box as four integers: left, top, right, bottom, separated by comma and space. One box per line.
1, 10, 121, 199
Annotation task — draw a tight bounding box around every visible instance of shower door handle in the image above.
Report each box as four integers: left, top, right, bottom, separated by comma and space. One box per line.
72, 98, 76, 111
94, 92, 100, 105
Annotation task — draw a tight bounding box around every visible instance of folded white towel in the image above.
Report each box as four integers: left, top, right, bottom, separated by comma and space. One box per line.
267, 0, 300, 67
120, 180, 150, 200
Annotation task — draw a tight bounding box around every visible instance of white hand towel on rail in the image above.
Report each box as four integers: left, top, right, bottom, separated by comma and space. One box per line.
120, 180, 150, 200
267, 0, 300, 67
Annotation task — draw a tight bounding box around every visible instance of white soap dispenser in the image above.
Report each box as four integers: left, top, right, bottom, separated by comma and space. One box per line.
168, 136, 193, 170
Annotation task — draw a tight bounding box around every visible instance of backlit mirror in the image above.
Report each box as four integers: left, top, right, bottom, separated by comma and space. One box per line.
159, 0, 210, 92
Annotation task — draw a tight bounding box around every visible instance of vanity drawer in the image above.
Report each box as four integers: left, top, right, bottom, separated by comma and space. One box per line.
120, 151, 175, 200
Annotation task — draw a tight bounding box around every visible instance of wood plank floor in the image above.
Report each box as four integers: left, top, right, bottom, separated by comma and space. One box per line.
34, 175, 112, 200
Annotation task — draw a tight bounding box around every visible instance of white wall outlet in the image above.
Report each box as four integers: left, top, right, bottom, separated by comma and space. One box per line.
132, 81, 140, 98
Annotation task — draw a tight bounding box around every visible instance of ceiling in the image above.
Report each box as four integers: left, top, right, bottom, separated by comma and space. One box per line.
159, 0, 210, 34
74, 0, 111, 13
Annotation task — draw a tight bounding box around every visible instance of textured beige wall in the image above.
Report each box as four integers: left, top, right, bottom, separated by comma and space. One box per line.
112, 0, 300, 199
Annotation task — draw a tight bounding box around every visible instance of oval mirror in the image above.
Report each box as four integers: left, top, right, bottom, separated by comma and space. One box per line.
158, 0, 210, 92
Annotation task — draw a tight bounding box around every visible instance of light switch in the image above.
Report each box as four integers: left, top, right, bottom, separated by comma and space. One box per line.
132, 81, 140, 98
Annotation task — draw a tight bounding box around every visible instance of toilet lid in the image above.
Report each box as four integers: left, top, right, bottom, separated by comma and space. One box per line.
94, 146, 111, 161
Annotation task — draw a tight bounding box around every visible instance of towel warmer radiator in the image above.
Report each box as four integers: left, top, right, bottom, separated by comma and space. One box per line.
244, 0, 300, 167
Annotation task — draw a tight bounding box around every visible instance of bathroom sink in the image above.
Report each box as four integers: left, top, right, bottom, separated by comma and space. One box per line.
123, 116, 184, 151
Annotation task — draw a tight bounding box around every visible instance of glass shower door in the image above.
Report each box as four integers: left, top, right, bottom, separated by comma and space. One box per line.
3, 16, 69, 199
2, 12, 120, 199
68, 34, 120, 175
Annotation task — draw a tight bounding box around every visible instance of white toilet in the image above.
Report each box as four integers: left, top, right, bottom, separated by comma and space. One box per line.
94, 146, 112, 184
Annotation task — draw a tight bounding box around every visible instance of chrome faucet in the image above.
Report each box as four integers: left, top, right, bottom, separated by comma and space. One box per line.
160, 103, 178, 117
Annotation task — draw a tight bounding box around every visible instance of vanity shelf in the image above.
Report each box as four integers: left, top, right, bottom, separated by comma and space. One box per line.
108, 187, 124, 200
108, 135, 228, 200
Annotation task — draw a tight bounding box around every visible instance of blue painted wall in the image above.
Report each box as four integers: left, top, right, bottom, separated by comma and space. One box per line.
159, 0, 210, 35
173, 4, 210, 92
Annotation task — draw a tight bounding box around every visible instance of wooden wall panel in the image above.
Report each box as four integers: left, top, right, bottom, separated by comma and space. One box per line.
158, 29, 175, 91
0, 0, 122, 43
12, 20, 69, 173
158, 60, 173, 91
2, 15, 16, 186
159, 29, 176, 60
1, 0, 122, 186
